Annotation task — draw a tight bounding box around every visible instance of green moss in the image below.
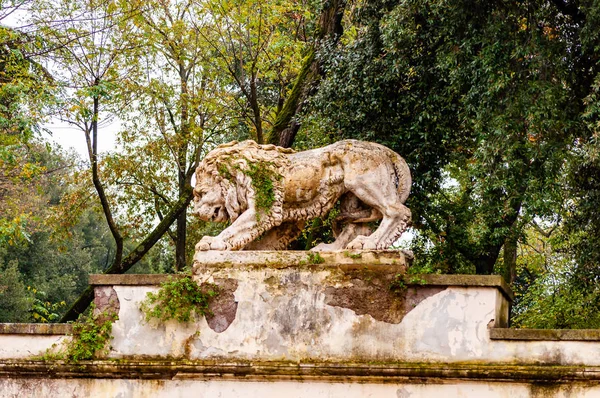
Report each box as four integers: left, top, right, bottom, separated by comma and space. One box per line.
218, 162, 234, 181
244, 162, 282, 220
140, 273, 219, 323
217, 158, 282, 220
344, 251, 363, 259
407, 275, 427, 284
299, 252, 326, 266
307, 252, 325, 264
389, 273, 408, 295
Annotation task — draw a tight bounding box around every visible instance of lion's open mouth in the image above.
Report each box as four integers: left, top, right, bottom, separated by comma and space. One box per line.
213, 206, 228, 222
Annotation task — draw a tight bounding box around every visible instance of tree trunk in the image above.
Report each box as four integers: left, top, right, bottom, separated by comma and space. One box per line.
503, 234, 518, 284
174, 66, 190, 271
86, 90, 123, 267
267, 0, 346, 147
175, 211, 187, 271
473, 253, 500, 275
267, 50, 315, 146
250, 76, 264, 144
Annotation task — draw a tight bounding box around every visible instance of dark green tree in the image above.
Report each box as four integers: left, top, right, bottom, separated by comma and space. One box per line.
312, 0, 600, 278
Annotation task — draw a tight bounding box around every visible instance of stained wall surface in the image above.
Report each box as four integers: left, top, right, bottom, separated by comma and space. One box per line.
1, 251, 599, 397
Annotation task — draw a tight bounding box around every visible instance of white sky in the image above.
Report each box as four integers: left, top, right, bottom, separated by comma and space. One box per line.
2, 8, 120, 159
42, 119, 119, 159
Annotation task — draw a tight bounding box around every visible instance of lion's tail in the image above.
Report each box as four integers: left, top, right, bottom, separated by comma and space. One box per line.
392, 154, 412, 204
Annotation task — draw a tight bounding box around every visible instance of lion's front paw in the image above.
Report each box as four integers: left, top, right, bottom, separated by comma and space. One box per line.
195, 236, 228, 251
196, 240, 210, 251
346, 235, 378, 250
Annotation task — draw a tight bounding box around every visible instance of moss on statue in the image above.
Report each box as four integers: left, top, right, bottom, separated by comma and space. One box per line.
245, 162, 282, 219
217, 157, 282, 221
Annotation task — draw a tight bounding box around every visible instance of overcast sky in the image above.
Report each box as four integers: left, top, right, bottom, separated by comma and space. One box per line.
3, 7, 119, 159
42, 119, 120, 159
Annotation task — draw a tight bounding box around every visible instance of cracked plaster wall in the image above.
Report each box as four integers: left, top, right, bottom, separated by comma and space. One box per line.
104, 266, 600, 365
2, 267, 600, 366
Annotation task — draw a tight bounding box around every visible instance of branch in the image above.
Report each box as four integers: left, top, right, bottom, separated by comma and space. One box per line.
531, 220, 557, 238
60, 185, 194, 322
154, 194, 176, 242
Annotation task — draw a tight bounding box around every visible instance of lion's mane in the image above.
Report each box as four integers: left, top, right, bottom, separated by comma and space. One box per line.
197, 140, 294, 223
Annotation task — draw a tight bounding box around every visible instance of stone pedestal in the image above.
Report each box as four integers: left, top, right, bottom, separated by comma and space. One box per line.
187, 250, 509, 362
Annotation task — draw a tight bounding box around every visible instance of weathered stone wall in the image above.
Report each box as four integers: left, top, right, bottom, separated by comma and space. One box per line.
1, 250, 600, 397
104, 267, 513, 363
0, 324, 70, 359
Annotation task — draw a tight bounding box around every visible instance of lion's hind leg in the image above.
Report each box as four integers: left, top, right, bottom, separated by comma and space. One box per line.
312, 223, 373, 251
346, 206, 411, 250
346, 202, 411, 250
344, 178, 411, 250
312, 193, 379, 251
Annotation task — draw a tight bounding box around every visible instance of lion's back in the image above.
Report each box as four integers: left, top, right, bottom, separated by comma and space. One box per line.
327, 140, 411, 203
284, 139, 411, 204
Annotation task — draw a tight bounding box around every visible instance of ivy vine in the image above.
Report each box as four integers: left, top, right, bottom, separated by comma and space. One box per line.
140, 273, 219, 323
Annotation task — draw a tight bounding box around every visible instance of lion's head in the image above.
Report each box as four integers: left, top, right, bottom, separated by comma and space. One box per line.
193, 140, 294, 223
192, 171, 230, 223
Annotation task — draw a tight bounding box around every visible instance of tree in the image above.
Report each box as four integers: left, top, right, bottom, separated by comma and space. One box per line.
195, 0, 313, 144
267, 0, 346, 147
312, 0, 600, 278
0, 140, 121, 323
1, 13, 56, 244
28, 0, 197, 321
112, 0, 229, 271
0, 260, 31, 322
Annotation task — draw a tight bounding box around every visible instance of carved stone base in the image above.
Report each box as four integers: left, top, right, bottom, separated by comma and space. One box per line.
192, 249, 412, 269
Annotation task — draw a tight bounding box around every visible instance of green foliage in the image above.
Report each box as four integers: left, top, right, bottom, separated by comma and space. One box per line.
0, 260, 32, 322
293, 204, 341, 250
311, 0, 600, 279
28, 287, 66, 323
389, 273, 407, 295
140, 274, 219, 323
0, 143, 117, 322
0, 210, 115, 322
511, 240, 600, 330
513, 277, 600, 330
510, 221, 600, 329
66, 305, 117, 362
0, 141, 65, 250
40, 304, 118, 362
193, 0, 313, 143
390, 268, 429, 296
0, 26, 54, 140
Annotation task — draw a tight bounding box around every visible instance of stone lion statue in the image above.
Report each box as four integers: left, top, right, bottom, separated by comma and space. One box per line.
193, 140, 411, 251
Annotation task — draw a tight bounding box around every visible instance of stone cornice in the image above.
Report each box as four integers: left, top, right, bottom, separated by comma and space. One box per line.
0, 360, 597, 383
